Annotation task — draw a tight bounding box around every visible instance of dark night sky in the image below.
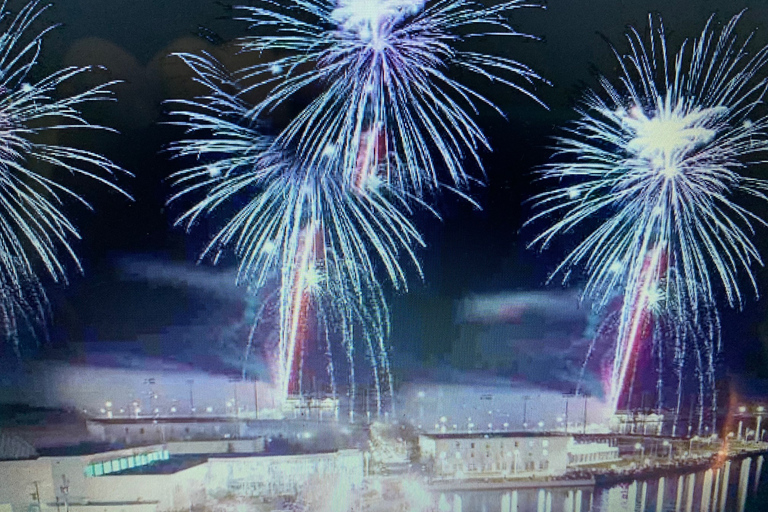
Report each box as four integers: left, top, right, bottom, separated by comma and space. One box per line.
5, 0, 768, 394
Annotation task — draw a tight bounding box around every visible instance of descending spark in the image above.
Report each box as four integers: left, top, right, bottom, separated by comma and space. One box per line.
234, 0, 547, 195
610, 245, 666, 413
529, 13, 768, 418
167, 52, 423, 409
0, 0, 127, 350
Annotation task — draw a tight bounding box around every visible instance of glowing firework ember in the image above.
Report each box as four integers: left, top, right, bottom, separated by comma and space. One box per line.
0, 0, 127, 351
234, 0, 546, 195
529, 13, 768, 421
167, 53, 423, 410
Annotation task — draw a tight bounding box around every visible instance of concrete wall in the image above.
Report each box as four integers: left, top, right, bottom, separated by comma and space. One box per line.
87, 420, 244, 445
0, 459, 55, 511
82, 464, 208, 511
165, 439, 264, 455
205, 449, 364, 498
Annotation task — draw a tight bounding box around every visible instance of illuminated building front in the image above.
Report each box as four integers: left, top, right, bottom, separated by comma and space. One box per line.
419, 432, 571, 478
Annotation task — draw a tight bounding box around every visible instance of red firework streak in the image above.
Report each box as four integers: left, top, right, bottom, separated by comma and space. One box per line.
283, 125, 387, 397
353, 123, 387, 191
610, 244, 669, 413
285, 223, 323, 396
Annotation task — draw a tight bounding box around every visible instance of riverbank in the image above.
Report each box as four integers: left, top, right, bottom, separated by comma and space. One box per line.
421, 444, 768, 491
428, 477, 595, 492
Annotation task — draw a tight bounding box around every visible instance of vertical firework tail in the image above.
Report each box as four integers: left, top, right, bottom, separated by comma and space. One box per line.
609, 243, 668, 414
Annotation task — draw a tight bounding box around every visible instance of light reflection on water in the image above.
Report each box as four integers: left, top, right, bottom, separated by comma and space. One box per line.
435, 455, 765, 512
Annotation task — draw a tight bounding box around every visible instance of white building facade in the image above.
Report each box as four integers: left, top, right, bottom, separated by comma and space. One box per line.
419, 432, 571, 478
0, 443, 362, 512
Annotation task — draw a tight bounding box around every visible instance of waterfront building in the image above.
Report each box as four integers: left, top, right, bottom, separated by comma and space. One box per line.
0, 440, 361, 512
566, 438, 620, 466
86, 417, 246, 444
610, 411, 665, 436
419, 432, 571, 478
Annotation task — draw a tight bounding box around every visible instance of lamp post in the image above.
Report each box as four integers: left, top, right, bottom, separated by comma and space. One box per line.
522, 395, 531, 430
738, 406, 747, 440
663, 440, 672, 461
634, 442, 645, 464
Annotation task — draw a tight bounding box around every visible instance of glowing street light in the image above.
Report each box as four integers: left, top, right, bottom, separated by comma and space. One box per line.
634, 442, 645, 463
662, 440, 672, 460
738, 406, 747, 440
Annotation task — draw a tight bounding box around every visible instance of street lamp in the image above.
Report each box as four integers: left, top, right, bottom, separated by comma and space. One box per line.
634, 442, 645, 463
738, 406, 747, 440
662, 440, 672, 461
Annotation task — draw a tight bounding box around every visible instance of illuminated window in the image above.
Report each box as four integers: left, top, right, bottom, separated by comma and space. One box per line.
542, 440, 549, 448
94, 463, 103, 476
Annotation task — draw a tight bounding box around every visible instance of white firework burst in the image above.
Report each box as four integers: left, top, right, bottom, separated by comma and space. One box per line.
0, 0, 128, 350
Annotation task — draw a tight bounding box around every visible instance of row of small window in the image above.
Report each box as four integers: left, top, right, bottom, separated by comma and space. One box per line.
460, 440, 549, 450
84, 450, 170, 477
458, 460, 550, 472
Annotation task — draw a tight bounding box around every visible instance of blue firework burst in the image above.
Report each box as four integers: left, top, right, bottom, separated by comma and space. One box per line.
528, 13, 768, 417
0, 0, 128, 350
167, 51, 423, 408
234, 0, 547, 195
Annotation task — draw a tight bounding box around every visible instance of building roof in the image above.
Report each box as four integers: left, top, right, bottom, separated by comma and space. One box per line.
419, 431, 572, 440
107, 455, 208, 475
0, 430, 38, 460
37, 442, 162, 457
87, 416, 241, 425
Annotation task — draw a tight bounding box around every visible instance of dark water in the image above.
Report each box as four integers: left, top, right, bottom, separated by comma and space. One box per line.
433, 455, 767, 512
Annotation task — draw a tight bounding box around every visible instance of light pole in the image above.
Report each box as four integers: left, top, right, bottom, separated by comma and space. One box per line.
663, 440, 672, 461
738, 406, 747, 440
522, 395, 531, 430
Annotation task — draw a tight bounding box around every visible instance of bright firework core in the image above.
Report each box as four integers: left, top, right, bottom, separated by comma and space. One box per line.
331, 0, 425, 45
622, 102, 724, 178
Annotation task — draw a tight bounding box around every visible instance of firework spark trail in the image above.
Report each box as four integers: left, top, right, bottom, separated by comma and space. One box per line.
167, 51, 424, 410
609, 244, 666, 413
529, 12, 768, 417
234, 0, 546, 195
0, 0, 128, 350
280, 223, 318, 399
